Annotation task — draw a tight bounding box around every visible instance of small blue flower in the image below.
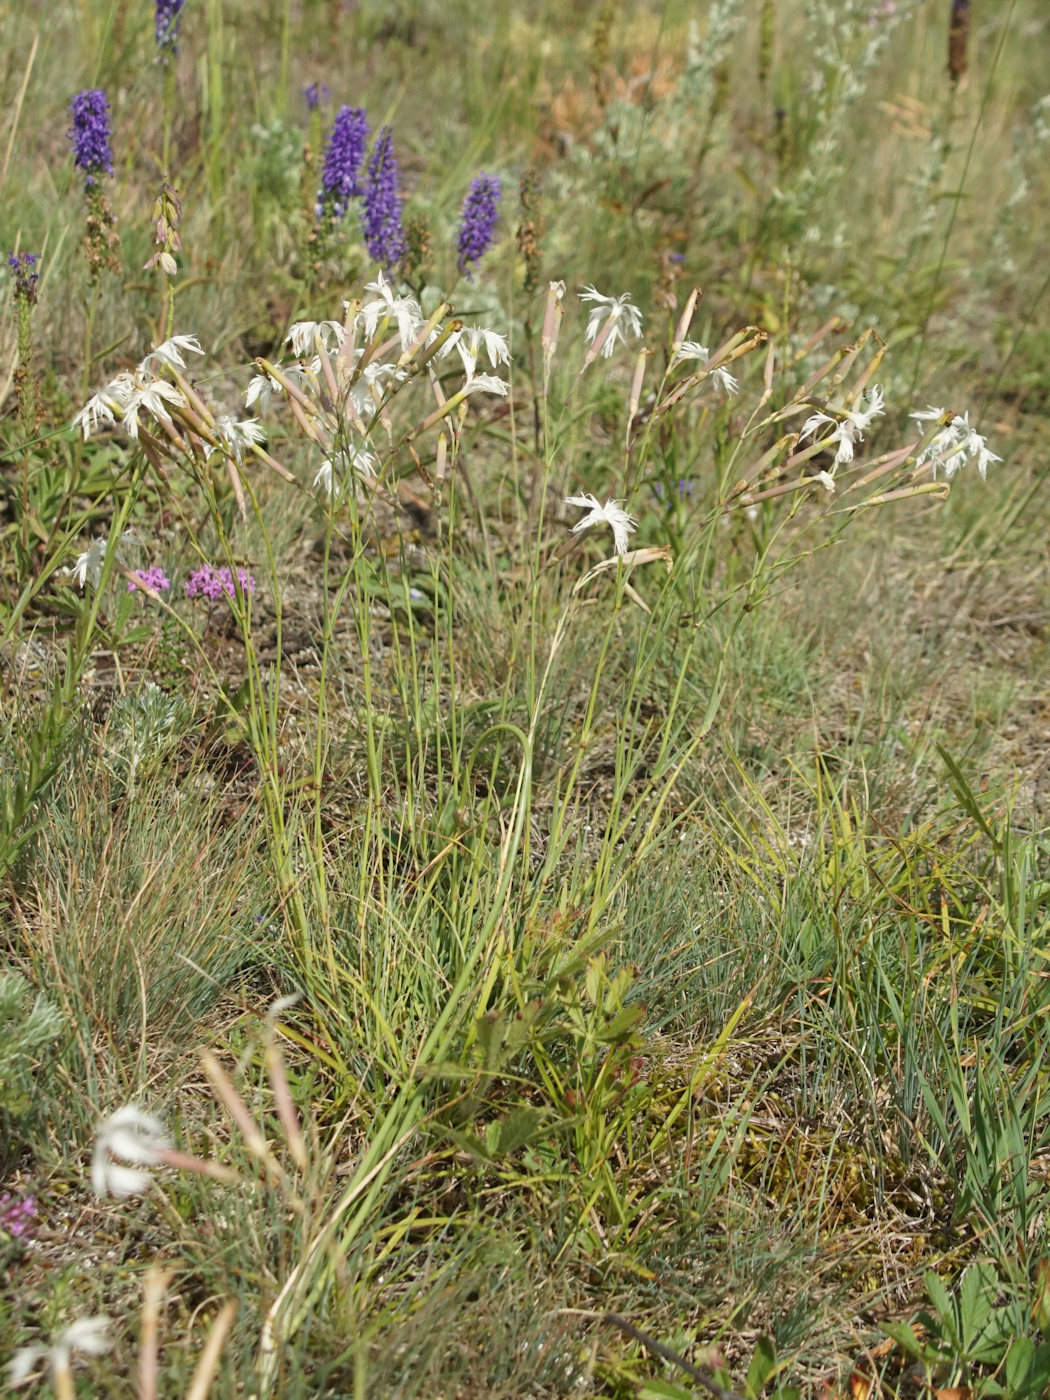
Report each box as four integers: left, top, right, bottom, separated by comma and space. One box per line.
155, 0, 184, 53
317, 106, 370, 220
68, 89, 114, 187
456, 173, 501, 279
360, 127, 406, 272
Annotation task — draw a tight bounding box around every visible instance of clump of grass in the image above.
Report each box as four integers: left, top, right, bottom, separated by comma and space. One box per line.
2, 2, 1049, 1396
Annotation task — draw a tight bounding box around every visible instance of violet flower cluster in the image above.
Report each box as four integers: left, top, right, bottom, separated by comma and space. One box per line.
68, 90, 114, 187
0, 1191, 36, 1241
317, 106, 370, 221
127, 566, 171, 593
361, 127, 406, 271
185, 564, 256, 600
457, 173, 501, 279
303, 83, 330, 112
154, 0, 184, 53
7, 252, 39, 303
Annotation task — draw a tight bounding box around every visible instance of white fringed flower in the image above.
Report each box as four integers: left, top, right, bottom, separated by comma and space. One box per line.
578, 286, 643, 358
910, 405, 1001, 479
673, 341, 738, 395
565, 492, 638, 556
9, 1315, 113, 1388
445, 325, 511, 377
139, 333, 205, 372
357, 272, 423, 349
709, 365, 739, 396
72, 372, 134, 440
70, 537, 109, 590
674, 340, 710, 363
91, 1105, 171, 1199
245, 370, 282, 411
216, 415, 266, 463
313, 442, 378, 496
462, 371, 509, 398
801, 386, 886, 466
287, 320, 344, 358
120, 377, 185, 440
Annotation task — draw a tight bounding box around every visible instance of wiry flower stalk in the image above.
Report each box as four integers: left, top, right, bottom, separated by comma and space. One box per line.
7, 253, 40, 451
516, 168, 543, 294
142, 181, 183, 336
68, 89, 120, 279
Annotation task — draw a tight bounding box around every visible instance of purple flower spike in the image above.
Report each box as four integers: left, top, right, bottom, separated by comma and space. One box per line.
7, 252, 40, 301
303, 83, 331, 112
360, 127, 406, 272
155, 0, 184, 52
457, 173, 502, 279
68, 89, 114, 187
317, 106, 370, 221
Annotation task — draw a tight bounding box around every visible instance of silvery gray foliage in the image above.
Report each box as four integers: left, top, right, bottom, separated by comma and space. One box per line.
0, 972, 63, 1123
102, 682, 189, 793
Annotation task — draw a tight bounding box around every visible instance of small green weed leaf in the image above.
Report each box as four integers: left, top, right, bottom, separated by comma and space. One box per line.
585, 955, 605, 1006
638, 1380, 695, 1400
496, 1106, 547, 1155
597, 1004, 646, 1043
1031, 1258, 1050, 1337
925, 1270, 960, 1348
415, 1060, 478, 1081
879, 1320, 929, 1362
441, 1126, 493, 1163
744, 1334, 778, 1397
958, 1263, 995, 1347
1003, 1336, 1034, 1393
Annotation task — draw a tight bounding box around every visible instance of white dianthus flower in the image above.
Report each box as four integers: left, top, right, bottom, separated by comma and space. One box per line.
674, 340, 710, 363
313, 442, 378, 496
709, 365, 739, 396
910, 405, 1000, 479
801, 386, 885, 465
139, 333, 205, 372
9, 1316, 113, 1389
565, 491, 638, 556
121, 377, 185, 439
287, 320, 345, 358
216, 415, 266, 463
578, 286, 643, 358
72, 372, 134, 440
358, 272, 423, 350
445, 325, 511, 378
70, 537, 109, 590
91, 1105, 172, 1199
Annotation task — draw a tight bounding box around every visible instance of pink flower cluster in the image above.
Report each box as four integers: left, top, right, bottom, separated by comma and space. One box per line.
0, 1191, 36, 1240
184, 564, 256, 600
127, 566, 171, 593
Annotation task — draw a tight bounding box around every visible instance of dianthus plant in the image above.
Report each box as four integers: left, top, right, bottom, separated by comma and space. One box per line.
245, 271, 509, 506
